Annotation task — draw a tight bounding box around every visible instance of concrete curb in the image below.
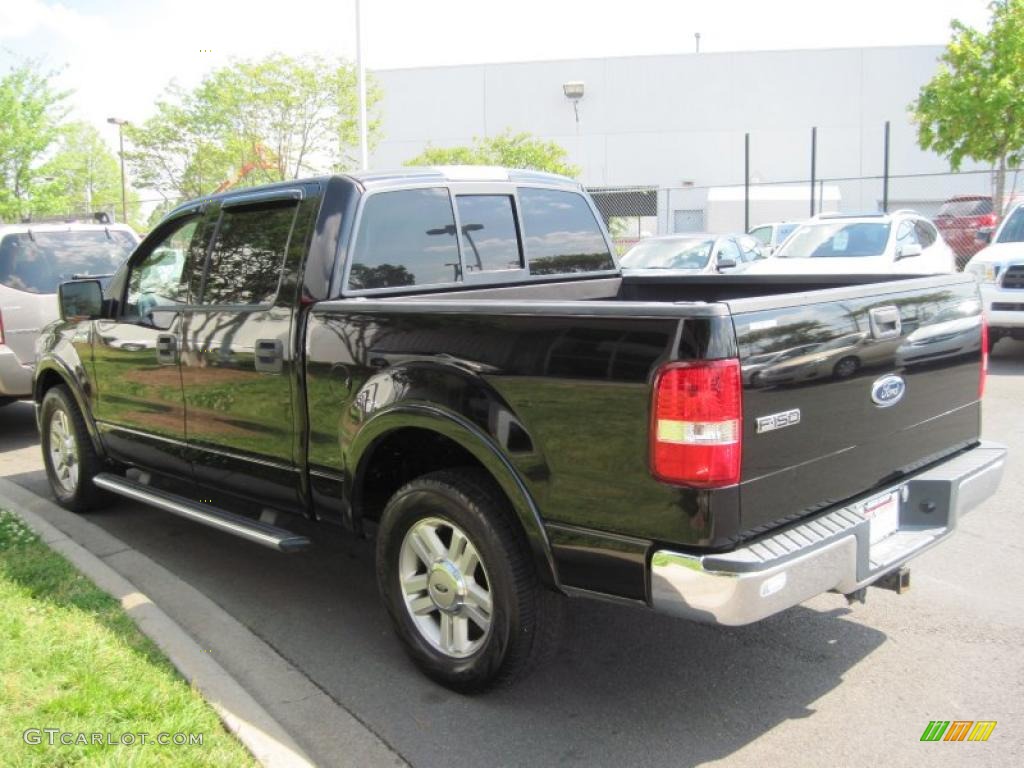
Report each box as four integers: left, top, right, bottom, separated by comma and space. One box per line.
0, 477, 405, 768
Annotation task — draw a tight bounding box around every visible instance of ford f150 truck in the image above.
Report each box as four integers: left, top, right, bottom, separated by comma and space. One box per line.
34, 167, 1006, 691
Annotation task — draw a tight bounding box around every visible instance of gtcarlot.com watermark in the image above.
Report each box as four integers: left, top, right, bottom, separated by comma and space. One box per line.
23, 729, 204, 747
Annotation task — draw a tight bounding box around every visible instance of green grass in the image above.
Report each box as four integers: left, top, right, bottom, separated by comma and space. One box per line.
0, 509, 257, 767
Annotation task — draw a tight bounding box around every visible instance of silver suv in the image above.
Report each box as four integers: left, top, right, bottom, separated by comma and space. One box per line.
0, 219, 138, 406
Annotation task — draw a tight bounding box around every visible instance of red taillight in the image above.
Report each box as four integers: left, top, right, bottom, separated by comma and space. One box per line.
979, 316, 988, 399
651, 359, 743, 488
977, 213, 997, 228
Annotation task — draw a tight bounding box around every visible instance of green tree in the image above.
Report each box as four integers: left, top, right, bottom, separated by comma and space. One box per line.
0, 59, 69, 222
404, 130, 580, 177
913, 0, 1024, 219
30, 122, 133, 219
125, 53, 382, 202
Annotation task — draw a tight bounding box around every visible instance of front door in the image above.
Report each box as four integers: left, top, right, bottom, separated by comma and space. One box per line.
92, 214, 205, 480
180, 193, 305, 512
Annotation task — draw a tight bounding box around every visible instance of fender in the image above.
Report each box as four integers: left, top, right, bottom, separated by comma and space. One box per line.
33, 357, 107, 460
349, 404, 561, 591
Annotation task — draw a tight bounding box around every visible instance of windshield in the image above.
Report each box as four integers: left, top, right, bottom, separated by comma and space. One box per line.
997, 207, 1024, 243
0, 230, 136, 294
937, 198, 992, 218
775, 222, 891, 258
777, 223, 799, 241
619, 238, 714, 269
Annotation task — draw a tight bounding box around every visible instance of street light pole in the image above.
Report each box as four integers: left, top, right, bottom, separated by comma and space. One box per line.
355, 0, 369, 171
107, 117, 128, 222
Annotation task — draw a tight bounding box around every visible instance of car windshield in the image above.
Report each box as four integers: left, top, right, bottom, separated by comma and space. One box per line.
0, 230, 136, 294
937, 199, 992, 218
997, 207, 1024, 243
775, 222, 891, 258
619, 237, 714, 269
777, 223, 799, 241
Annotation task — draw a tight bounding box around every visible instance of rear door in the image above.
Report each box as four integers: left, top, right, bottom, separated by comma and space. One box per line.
733, 276, 983, 536
180, 187, 313, 512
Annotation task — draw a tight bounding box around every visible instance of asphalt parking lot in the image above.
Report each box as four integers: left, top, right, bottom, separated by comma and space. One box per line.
2, 342, 1023, 768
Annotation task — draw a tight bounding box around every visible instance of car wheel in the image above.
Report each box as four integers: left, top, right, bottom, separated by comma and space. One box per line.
376, 469, 561, 692
832, 356, 860, 379
40, 386, 107, 513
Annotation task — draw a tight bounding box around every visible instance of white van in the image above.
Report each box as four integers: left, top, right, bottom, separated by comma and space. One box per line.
0, 220, 138, 406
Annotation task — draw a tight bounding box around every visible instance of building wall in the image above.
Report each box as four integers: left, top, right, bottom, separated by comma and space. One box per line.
371, 45, 994, 229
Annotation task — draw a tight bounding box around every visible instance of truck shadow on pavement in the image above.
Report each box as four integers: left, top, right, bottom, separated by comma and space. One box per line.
2, 458, 888, 768
989, 339, 1024, 376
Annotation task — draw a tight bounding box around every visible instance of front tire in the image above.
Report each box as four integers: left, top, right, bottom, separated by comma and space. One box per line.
376, 469, 560, 692
40, 386, 107, 513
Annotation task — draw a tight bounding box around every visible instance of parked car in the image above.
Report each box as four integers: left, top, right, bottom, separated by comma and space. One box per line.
34, 168, 1004, 692
745, 330, 904, 387
747, 221, 800, 256
894, 299, 983, 368
619, 233, 763, 274
965, 201, 1024, 350
741, 211, 955, 275
0, 218, 138, 407
934, 194, 1024, 269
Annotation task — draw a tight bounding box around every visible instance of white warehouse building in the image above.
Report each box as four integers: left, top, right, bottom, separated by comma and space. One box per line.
370, 45, 998, 235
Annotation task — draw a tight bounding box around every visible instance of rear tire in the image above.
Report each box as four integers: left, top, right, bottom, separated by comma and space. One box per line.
40, 386, 108, 513
376, 469, 561, 692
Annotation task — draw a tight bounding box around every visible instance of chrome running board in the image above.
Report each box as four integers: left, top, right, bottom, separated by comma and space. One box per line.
93, 473, 310, 552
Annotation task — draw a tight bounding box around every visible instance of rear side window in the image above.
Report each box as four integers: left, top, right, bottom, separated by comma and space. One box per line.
938, 198, 992, 217
519, 188, 614, 275
914, 220, 937, 247
202, 202, 297, 305
0, 230, 136, 295
349, 188, 460, 290
455, 195, 522, 273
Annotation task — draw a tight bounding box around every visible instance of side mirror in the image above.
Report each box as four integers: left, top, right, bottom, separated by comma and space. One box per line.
716, 257, 738, 272
896, 243, 923, 260
976, 227, 994, 244
58, 280, 104, 321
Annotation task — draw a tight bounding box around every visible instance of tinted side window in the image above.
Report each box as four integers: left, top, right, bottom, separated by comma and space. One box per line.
914, 220, 937, 247
519, 188, 614, 275
455, 195, 522, 273
349, 188, 460, 290
202, 203, 297, 305
126, 218, 200, 324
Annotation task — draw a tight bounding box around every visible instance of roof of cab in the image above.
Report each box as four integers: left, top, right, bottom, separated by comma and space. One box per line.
164, 166, 583, 222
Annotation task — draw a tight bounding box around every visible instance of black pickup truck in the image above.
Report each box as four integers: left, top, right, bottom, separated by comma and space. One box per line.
35, 168, 1006, 691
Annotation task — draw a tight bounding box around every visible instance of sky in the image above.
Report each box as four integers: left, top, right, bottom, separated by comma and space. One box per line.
0, 0, 992, 152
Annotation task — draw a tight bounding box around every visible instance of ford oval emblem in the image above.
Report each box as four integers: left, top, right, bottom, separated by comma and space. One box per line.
871, 374, 906, 407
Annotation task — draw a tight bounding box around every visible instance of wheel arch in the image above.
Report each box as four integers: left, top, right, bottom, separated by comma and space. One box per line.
349, 405, 560, 590
33, 362, 106, 459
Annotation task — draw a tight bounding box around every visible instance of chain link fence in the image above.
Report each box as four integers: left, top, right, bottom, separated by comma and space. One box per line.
589, 122, 1024, 269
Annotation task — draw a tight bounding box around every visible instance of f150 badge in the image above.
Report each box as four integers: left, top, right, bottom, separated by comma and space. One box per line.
871, 374, 906, 407
755, 408, 801, 434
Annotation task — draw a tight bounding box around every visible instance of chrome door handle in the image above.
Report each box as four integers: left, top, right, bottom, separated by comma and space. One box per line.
156, 333, 177, 364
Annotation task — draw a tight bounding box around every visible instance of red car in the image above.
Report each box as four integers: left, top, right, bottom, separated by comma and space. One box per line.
934, 195, 998, 268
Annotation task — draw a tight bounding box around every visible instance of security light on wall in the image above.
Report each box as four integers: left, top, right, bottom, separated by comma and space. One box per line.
563, 81, 584, 123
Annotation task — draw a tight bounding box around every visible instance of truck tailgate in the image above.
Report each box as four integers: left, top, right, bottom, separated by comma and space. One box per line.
730, 275, 983, 537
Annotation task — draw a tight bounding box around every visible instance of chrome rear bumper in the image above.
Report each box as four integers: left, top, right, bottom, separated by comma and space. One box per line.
650, 441, 1006, 626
